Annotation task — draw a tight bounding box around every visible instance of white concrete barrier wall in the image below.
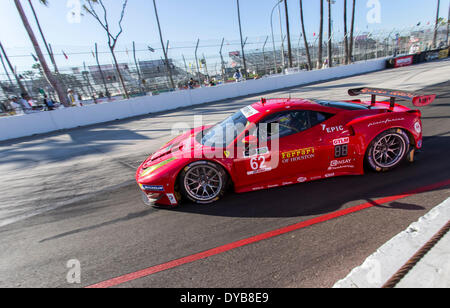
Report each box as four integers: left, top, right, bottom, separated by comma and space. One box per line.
0, 58, 387, 141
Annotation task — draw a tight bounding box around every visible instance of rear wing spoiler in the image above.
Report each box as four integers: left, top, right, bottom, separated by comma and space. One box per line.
348, 87, 436, 109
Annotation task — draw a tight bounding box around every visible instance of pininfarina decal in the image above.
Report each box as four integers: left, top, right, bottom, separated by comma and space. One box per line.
368, 118, 405, 127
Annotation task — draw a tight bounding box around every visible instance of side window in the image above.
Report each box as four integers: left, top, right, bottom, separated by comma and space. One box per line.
309, 111, 333, 127
256, 110, 311, 140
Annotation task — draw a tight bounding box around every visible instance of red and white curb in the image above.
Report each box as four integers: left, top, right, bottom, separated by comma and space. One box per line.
333, 197, 450, 288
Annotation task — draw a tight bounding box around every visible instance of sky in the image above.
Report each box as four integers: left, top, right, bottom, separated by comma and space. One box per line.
0, 0, 449, 71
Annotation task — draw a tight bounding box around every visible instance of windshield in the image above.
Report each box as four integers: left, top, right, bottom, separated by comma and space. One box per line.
200, 110, 249, 147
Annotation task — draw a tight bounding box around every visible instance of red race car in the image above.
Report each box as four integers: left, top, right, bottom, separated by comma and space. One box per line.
136, 87, 435, 207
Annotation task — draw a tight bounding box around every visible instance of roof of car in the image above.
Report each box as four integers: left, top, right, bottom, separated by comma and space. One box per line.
252, 98, 369, 112
311, 100, 371, 110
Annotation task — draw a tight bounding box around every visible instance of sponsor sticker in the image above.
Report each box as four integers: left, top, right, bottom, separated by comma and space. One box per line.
281, 147, 315, 163
328, 158, 354, 170
141, 185, 165, 192
166, 193, 177, 205
333, 137, 350, 146
321, 124, 344, 134
252, 186, 265, 191
394, 56, 413, 68
240, 105, 259, 119
414, 122, 422, 134
247, 155, 272, 175
247, 167, 272, 175
368, 118, 405, 127
244, 147, 269, 157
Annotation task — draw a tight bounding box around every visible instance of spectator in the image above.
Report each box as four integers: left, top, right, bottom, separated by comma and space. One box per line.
43, 95, 56, 111
67, 89, 82, 107
8, 95, 24, 115
188, 78, 195, 89
19, 93, 34, 114
233, 69, 242, 82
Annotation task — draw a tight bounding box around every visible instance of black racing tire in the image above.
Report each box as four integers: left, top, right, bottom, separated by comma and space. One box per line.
366, 128, 410, 172
179, 161, 228, 205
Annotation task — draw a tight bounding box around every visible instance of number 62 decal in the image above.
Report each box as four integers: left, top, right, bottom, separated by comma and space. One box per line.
247, 156, 272, 175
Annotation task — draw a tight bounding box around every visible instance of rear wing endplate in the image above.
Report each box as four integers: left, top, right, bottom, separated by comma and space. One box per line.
348, 87, 436, 109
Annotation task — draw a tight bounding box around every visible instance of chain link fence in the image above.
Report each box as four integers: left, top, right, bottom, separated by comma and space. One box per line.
1, 26, 448, 116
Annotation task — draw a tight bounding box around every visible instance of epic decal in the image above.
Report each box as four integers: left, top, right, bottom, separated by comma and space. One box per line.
321, 124, 344, 134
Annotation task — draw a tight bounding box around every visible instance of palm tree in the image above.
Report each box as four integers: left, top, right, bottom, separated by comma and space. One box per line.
318, 0, 324, 69
283, 0, 293, 68
447, 2, 449, 46
343, 0, 349, 64
327, 0, 333, 67
152, 0, 175, 89
299, 0, 312, 70
433, 0, 441, 48
348, 0, 356, 63
0, 40, 27, 93
28, 0, 59, 74
13, 0, 69, 106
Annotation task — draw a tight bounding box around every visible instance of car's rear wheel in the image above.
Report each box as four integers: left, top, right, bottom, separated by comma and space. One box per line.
179, 161, 228, 204
366, 128, 410, 172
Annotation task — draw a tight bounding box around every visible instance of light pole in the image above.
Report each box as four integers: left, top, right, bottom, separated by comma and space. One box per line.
152, 0, 175, 89
270, 0, 283, 74
278, 3, 286, 72
236, 0, 248, 78
219, 38, 226, 82
327, 0, 336, 67
262, 36, 269, 75
194, 39, 201, 86
433, 0, 441, 49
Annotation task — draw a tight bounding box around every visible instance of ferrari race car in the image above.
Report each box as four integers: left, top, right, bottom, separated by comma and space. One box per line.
136, 87, 436, 207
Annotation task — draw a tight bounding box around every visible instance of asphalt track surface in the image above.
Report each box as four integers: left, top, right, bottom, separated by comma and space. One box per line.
0, 59, 449, 288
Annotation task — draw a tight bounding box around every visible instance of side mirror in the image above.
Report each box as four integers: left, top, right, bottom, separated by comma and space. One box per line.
242, 135, 258, 145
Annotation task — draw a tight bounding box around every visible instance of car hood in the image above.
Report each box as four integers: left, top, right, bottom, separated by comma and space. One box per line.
142, 125, 210, 168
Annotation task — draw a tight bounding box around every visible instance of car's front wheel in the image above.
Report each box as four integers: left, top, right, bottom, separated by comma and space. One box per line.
179, 161, 228, 204
366, 128, 410, 172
